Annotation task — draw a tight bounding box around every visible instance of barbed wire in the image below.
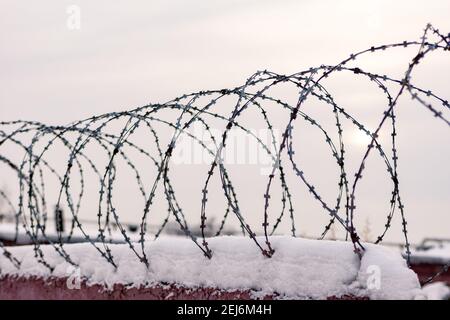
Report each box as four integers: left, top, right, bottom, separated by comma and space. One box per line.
0, 24, 448, 284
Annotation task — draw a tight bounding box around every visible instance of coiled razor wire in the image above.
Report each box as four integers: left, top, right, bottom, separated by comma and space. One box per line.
0, 24, 449, 283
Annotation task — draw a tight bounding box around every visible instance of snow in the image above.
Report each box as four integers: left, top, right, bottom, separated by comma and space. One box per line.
421, 282, 450, 300
357, 244, 422, 300
0, 236, 423, 299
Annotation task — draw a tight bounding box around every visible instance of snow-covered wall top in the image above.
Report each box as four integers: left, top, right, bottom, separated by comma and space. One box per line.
0, 236, 422, 300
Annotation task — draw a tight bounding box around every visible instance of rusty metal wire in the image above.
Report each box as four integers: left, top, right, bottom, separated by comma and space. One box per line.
0, 24, 449, 283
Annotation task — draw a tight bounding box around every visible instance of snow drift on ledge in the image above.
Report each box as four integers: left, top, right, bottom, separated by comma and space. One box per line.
0, 236, 422, 300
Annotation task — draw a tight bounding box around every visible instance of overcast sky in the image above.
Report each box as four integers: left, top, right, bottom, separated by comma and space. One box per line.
0, 0, 449, 244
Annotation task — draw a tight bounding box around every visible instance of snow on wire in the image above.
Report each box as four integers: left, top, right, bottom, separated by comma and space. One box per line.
0, 24, 448, 284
